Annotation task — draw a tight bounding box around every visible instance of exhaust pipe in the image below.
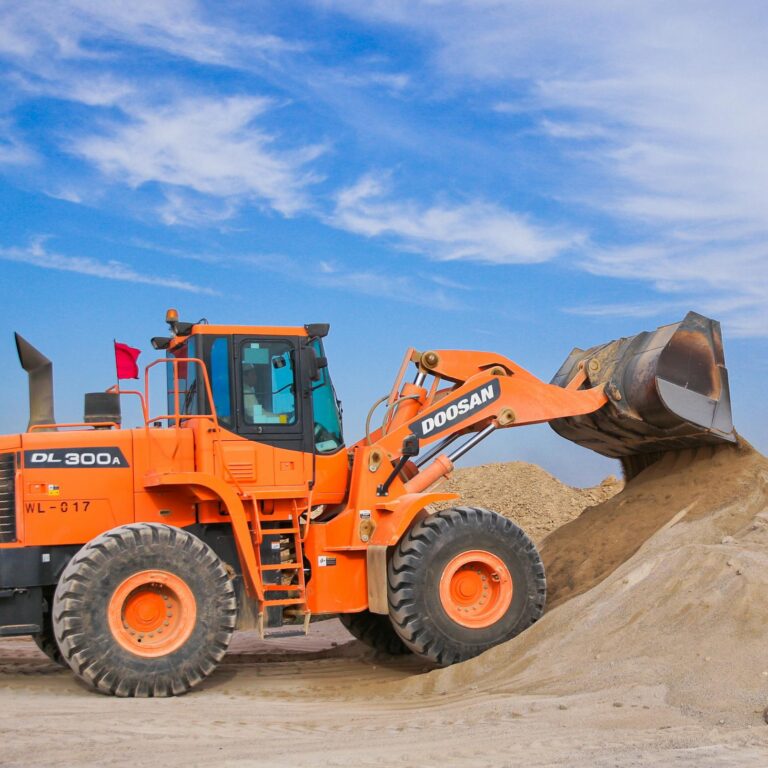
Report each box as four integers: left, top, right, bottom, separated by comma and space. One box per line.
15, 333, 56, 431
549, 312, 735, 461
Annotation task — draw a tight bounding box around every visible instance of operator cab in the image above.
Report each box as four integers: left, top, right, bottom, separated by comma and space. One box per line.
152, 315, 344, 457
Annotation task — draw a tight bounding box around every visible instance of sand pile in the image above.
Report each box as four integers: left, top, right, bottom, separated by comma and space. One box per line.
409, 439, 768, 725
439, 462, 622, 543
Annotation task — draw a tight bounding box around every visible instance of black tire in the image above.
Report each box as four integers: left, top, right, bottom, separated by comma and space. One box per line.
33, 593, 66, 667
339, 610, 411, 655
388, 506, 546, 666
53, 523, 238, 697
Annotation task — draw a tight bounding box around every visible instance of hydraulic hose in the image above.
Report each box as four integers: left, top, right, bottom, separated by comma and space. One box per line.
365, 393, 422, 445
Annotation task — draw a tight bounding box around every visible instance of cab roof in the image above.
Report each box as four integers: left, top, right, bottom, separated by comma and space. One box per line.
182, 324, 310, 337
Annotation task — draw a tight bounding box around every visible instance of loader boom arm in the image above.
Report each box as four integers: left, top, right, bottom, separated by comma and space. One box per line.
359, 348, 608, 496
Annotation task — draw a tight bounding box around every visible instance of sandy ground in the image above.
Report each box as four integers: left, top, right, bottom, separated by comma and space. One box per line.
2, 622, 767, 767
2, 448, 768, 767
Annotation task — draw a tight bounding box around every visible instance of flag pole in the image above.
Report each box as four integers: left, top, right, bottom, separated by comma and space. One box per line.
113, 338, 119, 391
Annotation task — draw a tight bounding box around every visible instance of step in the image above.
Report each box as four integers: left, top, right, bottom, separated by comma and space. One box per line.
262, 597, 306, 607
259, 527, 300, 535
260, 562, 301, 572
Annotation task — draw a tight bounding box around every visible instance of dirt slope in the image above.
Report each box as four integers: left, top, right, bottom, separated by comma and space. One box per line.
438, 461, 622, 542
403, 439, 768, 725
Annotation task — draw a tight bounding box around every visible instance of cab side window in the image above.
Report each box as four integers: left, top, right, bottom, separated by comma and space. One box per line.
241, 341, 297, 425
210, 337, 232, 426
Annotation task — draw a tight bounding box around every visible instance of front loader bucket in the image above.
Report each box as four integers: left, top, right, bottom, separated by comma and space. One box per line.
549, 312, 736, 463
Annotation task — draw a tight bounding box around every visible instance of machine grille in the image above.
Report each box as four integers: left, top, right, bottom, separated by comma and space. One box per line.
0, 453, 17, 543
226, 461, 256, 481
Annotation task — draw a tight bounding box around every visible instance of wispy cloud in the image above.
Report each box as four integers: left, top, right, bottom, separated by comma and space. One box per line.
0, 0, 291, 71
565, 300, 688, 323
323, 1, 768, 335
332, 173, 581, 264
575, 239, 768, 337
2, 1, 766, 335
313, 258, 456, 309
131, 239, 457, 309
0, 237, 218, 294
6, 69, 137, 108
0, 120, 36, 165
158, 190, 242, 227
327, 68, 412, 94
71, 96, 325, 220
537, 119, 609, 141
42, 187, 85, 204
0, 3, 324, 225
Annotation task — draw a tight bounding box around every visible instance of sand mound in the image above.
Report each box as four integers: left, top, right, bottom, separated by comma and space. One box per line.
407, 439, 768, 725
541, 440, 764, 608
439, 462, 622, 543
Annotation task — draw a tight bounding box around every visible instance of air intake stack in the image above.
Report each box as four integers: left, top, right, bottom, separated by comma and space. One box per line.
14, 332, 56, 431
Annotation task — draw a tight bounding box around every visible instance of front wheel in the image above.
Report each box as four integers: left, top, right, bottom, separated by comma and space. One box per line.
388, 506, 546, 666
339, 610, 411, 655
53, 523, 238, 697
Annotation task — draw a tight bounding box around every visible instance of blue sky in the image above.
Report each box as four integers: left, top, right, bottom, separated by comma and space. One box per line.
0, 1, 766, 485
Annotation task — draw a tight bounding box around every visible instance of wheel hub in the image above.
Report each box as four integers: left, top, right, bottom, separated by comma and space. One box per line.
108, 570, 197, 658
439, 550, 513, 629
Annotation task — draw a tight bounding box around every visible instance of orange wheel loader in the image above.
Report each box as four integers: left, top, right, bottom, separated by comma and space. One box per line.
0, 310, 735, 696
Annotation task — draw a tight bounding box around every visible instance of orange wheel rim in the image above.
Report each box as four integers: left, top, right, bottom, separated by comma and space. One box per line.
107, 570, 197, 658
439, 550, 513, 629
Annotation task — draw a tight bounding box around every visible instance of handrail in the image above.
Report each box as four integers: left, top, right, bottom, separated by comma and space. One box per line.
144, 357, 220, 431
106, 385, 148, 423
383, 347, 414, 433
142, 356, 253, 497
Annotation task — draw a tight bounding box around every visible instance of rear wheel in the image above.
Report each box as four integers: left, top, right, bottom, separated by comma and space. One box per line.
53, 523, 237, 697
339, 610, 411, 655
388, 506, 545, 666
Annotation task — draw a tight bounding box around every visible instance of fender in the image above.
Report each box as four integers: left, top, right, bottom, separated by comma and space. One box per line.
366, 490, 459, 614
143, 471, 263, 601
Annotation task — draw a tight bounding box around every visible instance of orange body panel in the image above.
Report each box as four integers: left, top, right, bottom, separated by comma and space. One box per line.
0, 435, 20, 452
21, 429, 135, 546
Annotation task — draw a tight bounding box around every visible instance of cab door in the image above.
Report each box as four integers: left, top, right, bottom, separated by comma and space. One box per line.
209, 335, 312, 491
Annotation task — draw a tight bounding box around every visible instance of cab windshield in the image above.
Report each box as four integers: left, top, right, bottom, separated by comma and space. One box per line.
311, 340, 343, 453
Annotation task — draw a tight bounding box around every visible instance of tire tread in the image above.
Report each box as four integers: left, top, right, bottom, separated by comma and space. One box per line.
388, 506, 546, 666
53, 523, 237, 698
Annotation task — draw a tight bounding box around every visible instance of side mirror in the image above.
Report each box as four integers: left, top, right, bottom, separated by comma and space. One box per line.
151, 336, 172, 350
401, 434, 420, 458
304, 323, 330, 339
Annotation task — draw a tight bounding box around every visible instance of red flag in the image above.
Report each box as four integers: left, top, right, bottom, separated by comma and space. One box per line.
114, 341, 141, 379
